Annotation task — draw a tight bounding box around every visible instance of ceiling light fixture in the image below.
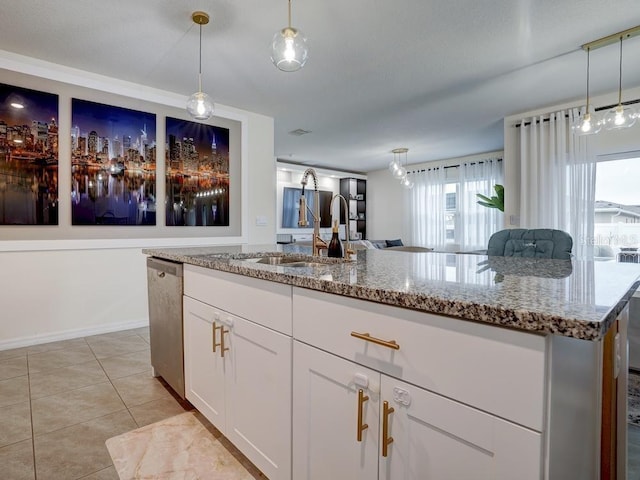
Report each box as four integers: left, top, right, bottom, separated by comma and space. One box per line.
572, 46, 601, 136
572, 24, 640, 137
390, 148, 413, 189
186, 11, 214, 121
271, 0, 308, 72
602, 36, 636, 130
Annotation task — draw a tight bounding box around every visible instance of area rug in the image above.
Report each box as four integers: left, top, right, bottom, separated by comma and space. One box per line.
106, 412, 254, 479
630, 372, 640, 427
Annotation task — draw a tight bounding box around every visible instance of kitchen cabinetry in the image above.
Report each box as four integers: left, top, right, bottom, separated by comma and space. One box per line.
292, 287, 543, 479
183, 265, 292, 480
340, 177, 366, 240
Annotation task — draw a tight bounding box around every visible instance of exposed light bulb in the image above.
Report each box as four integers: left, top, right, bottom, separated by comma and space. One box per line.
284, 35, 296, 62
10, 102, 24, 109
581, 114, 592, 133
197, 99, 206, 116
614, 106, 625, 126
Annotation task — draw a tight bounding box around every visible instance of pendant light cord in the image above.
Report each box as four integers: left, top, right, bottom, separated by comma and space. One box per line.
618, 36, 623, 105
585, 47, 590, 111
198, 23, 203, 93
288, 0, 292, 28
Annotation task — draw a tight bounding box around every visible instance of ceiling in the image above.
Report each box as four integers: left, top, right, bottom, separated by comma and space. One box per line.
1, 1, 640, 173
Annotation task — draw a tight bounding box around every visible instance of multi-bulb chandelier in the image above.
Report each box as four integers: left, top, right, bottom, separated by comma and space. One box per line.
389, 148, 414, 189
572, 25, 640, 136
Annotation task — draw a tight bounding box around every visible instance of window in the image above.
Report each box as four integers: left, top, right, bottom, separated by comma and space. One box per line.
594, 156, 640, 262
407, 159, 503, 251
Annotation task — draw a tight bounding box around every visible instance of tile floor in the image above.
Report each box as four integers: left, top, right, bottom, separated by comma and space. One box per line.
0, 327, 264, 480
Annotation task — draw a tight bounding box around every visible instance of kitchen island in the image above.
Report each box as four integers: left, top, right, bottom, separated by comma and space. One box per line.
143, 245, 640, 480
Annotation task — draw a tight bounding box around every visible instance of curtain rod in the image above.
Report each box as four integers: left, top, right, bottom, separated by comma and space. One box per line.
407, 158, 502, 175
514, 98, 640, 128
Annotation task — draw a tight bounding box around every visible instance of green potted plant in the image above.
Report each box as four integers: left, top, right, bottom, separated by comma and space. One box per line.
476, 184, 504, 212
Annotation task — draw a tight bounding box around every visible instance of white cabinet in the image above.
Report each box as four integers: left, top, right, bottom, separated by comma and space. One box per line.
183, 268, 292, 480
293, 341, 541, 480
293, 341, 380, 480
379, 376, 541, 480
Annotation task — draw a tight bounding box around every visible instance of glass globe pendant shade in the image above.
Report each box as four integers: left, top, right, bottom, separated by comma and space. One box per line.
392, 166, 407, 180
271, 27, 308, 72
572, 108, 602, 136
187, 91, 214, 121
603, 104, 636, 131
388, 159, 401, 172
401, 176, 414, 189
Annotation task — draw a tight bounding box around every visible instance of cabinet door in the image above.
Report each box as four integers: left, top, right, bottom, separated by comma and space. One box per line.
379, 376, 542, 480
293, 341, 379, 480
183, 296, 226, 432
224, 312, 292, 480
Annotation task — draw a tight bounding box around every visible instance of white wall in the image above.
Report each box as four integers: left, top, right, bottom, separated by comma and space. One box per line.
367, 151, 503, 242
0, 52, 275, 349
503, 85, 640, 228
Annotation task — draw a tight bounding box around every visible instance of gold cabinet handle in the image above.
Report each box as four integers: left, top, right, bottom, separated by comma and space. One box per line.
351, 331, 400, 350
219, 326, 230, 357
382, 401, 394, 457
357, 389, 369, 442
212, 322, 222, 353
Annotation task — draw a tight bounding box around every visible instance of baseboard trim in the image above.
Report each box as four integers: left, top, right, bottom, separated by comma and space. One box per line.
0, 318, 149, 351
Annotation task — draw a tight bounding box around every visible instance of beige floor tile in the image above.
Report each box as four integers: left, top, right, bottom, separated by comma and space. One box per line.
26, 337, 88, 355
131, 326, 149, 336
77, 465, 119, 479
0, 375, 29, 408
128, 396, 191, 427
111, 371, 174, 408
0, 401, 32, 448
0, 439, 35, 480
0, 346, 29, 362
34, 410, 136, 480
31, 382, 126, 435
138, 331, 150, 344
87, 335, 150, 360
29, 359, 109, 399
27, 344, 97, 374
98, 349, 151, 380
0, 355, 28, 381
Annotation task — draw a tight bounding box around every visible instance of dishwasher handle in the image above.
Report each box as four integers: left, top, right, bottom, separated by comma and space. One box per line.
147, 257, 183, 277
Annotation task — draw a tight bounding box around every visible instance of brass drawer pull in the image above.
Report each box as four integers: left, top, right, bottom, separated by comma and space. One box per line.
382, 401, 394, 457
351, 331, 400, 350
212, 322, 222, 353
357, 389, 369, 442
220, 326, 230, 357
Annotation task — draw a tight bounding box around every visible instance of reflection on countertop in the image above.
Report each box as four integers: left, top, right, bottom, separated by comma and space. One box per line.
142, 245, 640, 341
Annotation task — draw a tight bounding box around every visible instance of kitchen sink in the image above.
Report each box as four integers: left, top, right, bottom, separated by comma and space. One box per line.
245, 256, 322, 268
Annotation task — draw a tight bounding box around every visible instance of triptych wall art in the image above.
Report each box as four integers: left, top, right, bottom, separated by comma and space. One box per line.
0, 81, 231, 227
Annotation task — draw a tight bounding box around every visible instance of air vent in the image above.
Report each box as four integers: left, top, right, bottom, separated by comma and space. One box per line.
289, 128, 311, 136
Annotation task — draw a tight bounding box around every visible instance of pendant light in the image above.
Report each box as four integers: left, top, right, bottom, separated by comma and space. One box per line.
391, 148, 407, 180
572, 46, 601, 136
271, 0, 308, 72
186, 11, 214, 121
602, 36, 636, 130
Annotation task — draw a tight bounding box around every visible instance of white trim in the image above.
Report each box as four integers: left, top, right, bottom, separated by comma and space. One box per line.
0, 318, 149, 351
596, 150, 640, 163
0, 236, 247, 252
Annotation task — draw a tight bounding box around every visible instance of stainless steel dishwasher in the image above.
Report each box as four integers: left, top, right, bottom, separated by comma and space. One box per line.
146, 257, 185, 399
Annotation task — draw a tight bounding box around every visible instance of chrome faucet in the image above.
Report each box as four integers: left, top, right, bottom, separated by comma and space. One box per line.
299, 168, 328, 257
330, 194, 355, 260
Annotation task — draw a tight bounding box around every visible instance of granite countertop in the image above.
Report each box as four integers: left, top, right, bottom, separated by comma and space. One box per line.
143, 245, 640, 341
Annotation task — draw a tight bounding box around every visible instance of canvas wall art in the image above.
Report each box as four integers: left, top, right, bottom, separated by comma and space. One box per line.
71, 99, 156, 225
0, 83, 59, 225
165, 117, 230, 226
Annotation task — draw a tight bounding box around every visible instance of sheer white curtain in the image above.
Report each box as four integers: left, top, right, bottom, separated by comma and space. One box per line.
519, 109, 595, 258
407, 167, 447, 248
458, 159, 503, 251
